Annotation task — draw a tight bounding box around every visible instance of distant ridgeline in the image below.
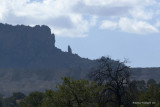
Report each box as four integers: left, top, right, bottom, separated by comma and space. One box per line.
0, 23, 159, 96
0, 23, 93, 69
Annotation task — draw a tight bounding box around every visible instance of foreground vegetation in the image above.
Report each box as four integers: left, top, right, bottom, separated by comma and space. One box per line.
0, 57, 160, 107
0, 78, 159, 107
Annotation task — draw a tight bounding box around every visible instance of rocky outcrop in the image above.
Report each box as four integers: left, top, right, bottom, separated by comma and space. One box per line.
0, 23, 159, 96
0, 23, 92, 69
68, 45, 72, 54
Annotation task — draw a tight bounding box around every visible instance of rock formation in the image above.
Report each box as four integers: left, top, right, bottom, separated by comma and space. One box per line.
68, 45, 72, 54
0, 23, 92, 69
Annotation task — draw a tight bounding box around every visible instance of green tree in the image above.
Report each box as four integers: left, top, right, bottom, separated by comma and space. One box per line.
19, 92, 44, 107
147, 79, 157, 87
3, 92, 25, 107
42, 77, 102, 107
137, 84, 159, 107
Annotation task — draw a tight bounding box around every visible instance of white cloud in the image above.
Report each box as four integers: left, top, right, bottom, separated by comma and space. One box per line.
100, 20, 117, 30
129, 7, 153, 20
119, 17, 158, 34
82, 0, 156, 6
0, 0, 90, 37
100, 17, 159, 34
0, 0, 159, 37
50, 14, 89, 37
73, 2, 130, 17
0, 0, 9, 20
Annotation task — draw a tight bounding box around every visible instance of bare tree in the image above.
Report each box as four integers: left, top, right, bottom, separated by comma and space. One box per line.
89, 57, 131, 107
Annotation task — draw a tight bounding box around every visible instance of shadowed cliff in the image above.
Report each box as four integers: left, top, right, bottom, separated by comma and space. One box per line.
0, 23, 159, 96
0, 23, 92, 69
0, 23, 94, 96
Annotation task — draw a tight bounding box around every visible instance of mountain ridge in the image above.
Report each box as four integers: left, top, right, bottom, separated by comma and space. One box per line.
0, 23, 159, 96
0, 23, 93, 69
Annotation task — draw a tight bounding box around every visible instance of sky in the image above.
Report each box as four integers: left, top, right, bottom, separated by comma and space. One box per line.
0, 0, 160, 67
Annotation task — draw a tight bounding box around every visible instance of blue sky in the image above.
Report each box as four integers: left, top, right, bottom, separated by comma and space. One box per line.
0, 0, 160, 67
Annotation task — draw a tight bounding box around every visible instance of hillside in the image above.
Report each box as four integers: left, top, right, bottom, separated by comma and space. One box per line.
131, 67, 160, 81
0, 23, 93, 69
0, 23, 95, 96
0, 23, 159, 96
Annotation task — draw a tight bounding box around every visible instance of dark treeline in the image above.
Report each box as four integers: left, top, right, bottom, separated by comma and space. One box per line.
0, 78, 159, 107
0, 57, 160, 107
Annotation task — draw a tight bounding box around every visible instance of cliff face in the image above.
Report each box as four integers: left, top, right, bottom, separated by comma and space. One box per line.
0, 23, 92, 69
0, 23, 95, 96
0, 23, 159, 96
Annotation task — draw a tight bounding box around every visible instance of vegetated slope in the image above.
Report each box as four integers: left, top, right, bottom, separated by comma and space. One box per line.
0, 23, 94, 96
131, 67, 160, 81
0, 23, 159, 96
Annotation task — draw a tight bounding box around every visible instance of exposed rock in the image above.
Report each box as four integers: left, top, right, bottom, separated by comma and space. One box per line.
0, 23, 92, 69
0, 23, 94, 96
68, 45, 72, 54
0, 23, 158, 96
